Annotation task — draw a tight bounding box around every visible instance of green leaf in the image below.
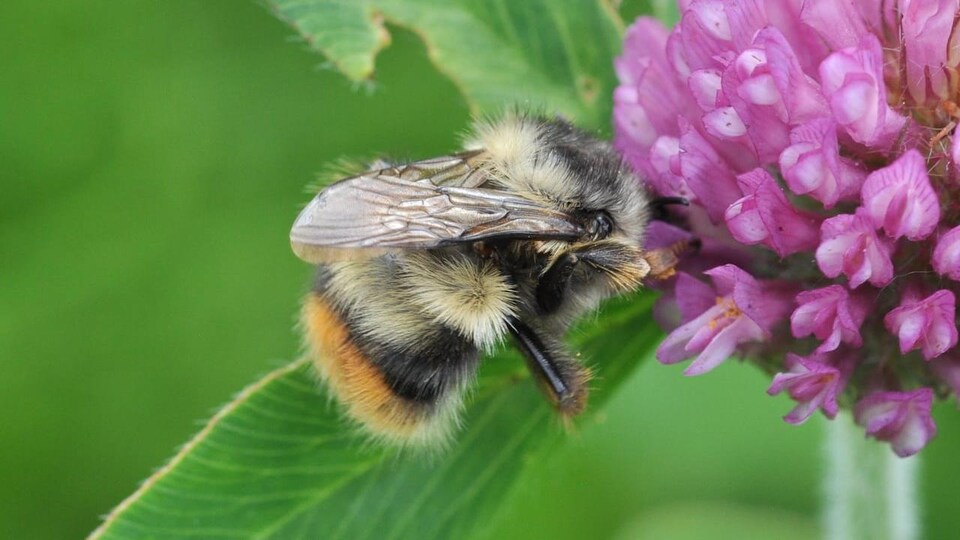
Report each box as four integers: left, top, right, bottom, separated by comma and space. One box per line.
650, 0, 680, 25
620, 0, 680, 26
266, 0, 624, 129
613, 502, 819, 540
90, 295, 659, 539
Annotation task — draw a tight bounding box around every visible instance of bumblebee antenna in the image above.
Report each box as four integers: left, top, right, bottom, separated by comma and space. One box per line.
651, 196, 689, 208
650, 196, 689, 221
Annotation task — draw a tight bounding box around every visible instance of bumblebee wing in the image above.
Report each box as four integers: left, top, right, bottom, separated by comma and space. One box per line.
380, 150, 491, 188
290, 160, 586, 264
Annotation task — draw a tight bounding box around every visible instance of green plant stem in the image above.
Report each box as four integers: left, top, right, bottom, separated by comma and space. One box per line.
823, 413, 920, 540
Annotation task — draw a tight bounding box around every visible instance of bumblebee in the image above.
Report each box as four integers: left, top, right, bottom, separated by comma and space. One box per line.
291, 114, 686, 444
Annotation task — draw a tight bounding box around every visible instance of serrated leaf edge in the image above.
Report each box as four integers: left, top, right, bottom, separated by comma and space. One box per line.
265, 0, 625, 119
264, 1, 391, 81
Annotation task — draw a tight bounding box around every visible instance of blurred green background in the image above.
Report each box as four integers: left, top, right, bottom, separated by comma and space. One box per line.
3, 1, 959, 539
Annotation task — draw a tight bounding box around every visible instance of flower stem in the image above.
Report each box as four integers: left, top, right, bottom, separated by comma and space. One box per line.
823, 413, 920, 540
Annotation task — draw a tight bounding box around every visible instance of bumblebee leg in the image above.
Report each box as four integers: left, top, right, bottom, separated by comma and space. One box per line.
536, 240, 648, 314
535, 252, 578, 314
508, 317, 590, 417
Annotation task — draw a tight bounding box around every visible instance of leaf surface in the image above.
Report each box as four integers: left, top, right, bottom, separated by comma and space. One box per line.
267, 0, 624, 128
90, 296, 659, 539
87, 3, 661, 538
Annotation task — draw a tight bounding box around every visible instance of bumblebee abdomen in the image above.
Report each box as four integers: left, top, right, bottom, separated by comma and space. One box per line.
302, 294, 428, 441
301, 281, 482, 445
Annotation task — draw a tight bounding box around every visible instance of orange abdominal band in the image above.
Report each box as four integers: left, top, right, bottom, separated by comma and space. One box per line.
302, 294, 427, 438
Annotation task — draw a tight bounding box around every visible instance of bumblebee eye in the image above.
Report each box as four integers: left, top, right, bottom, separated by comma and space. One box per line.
589, 212, 613, 239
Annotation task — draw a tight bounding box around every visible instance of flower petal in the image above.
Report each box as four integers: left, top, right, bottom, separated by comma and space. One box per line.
675, 272, 717, 322
861, 150, 941, 240
800, 0, 868, 49
724, 168, 820, 257
703, 106, 748, 138
720, 47, 792, 162
779, 118, 866, 207
754, 27, 828, 122
706, 264, 793, 330
678, 119, 744, 223
901, 0, 960, 105
657, 303, 725, 364
688, 69, 723, 111
816, 210, 895, 288
647, 135, 693, 198
818, 35, 908, 148
855, 389, 937, 457
791, 285, 870, 352
670, 0, 735, 74
684, 315, 763, 375
614, 18, 697, 178
884, 289, 959, 360
768, 352, 843, 423
933, 226, 960, 281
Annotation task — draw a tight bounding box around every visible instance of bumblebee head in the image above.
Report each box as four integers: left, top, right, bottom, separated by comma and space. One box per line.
530, 117, 650, 246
